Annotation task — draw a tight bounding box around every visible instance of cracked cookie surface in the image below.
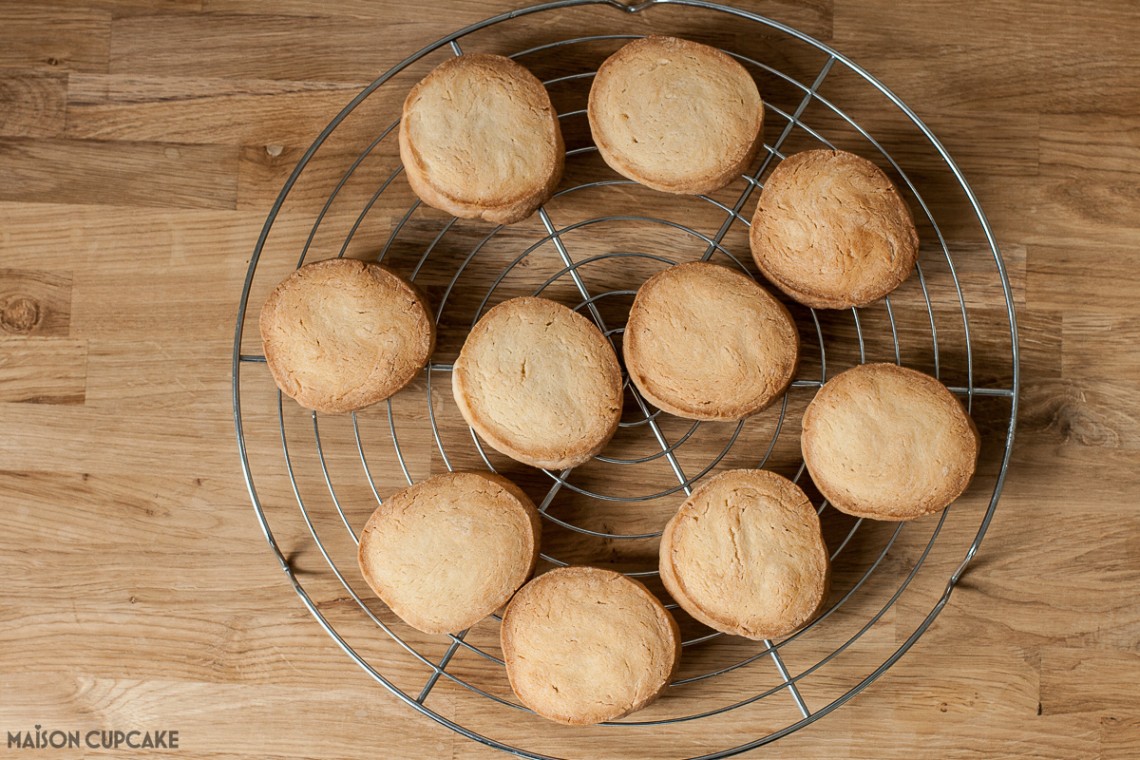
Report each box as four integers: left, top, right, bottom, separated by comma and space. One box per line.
659, 469, 830, 640
750, 149, 918, 309
452, 296, 622, 469
259, 258, 434, 414
501, 566, 681, 724
358, 471, 540, 634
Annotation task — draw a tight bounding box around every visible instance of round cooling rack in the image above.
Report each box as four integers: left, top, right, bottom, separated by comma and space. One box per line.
232, 1, 1019, 757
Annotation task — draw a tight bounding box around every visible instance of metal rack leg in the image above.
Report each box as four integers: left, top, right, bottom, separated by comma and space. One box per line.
417, 630, 469, 705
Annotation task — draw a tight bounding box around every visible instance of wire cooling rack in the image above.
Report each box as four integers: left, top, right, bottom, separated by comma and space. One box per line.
232, 1, 1019, 757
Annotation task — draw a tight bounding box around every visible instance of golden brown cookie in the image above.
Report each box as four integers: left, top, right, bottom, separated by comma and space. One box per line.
399, 53, 564, 224
588, 36, 764, 195
259, 258, 434, 414
501, 566, 681, 725
801, 363, 980, 520
749, 149, 919, 309
660, 469, 830, 640
623, 262, 799, 421
452, 297, 623, 470
357, 471, 541, 635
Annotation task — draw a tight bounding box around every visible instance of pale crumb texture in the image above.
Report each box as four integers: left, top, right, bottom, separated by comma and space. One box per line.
357, 471, 540, 635
452, 297, 623, 469
801, 363, 980, 520
750, 149, 919, 309
501, 567, 681, 725
660, 469, 830, 640
259, 258, 434, 414
588, 36, 764, 195
399, 53, 564, 224
624, 262, 799, 421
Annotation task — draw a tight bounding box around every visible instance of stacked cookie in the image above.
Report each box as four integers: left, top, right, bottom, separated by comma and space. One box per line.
256, 36, 979, 727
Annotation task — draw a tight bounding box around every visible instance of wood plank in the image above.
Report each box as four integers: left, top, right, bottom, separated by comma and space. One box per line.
833, 1, 1140, 115
0, 203, 268, 271
1028, 243, 1140, 315
0, 405, 234, 477
84, 339, 228, 413
0, 5, 111, 74
893, 496, 1140, 652
0, 269, 72, 337
1041, 647, 1140, 717
0, 338, 87, 404
200, 0, 834, 36
1019, 376, 1139, 452
1056, 314, 1140, 450
109, 13, 435, 82
1028, 114, 1140, 249
66, 74, 367, 146
1063, 313, 1140, 380
201, 0, 835, 41
69, 240, 256, 340
0, 0, 203, 15
0, 69, 68, 138
1102, 717, 1140, 760
0, 138, 239, 210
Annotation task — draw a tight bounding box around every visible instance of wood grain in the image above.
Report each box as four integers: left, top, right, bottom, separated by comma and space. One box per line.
0, 138, 239, 209
0, 70, 68, 138
66, 75, 369, 146
0, 269, 72, 338
0, 338, 87, 404
1, 1, 1137, 759
0, 5, 111, 74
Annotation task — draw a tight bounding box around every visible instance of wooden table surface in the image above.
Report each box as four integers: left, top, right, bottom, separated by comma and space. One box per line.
2, 1, 1138, 757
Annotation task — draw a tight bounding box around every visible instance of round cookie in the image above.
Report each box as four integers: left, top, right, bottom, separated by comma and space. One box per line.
501, 566, 681, 725
801, 363, 980, 520
660, 470, 830, 640
357, 471, 541, 635
750, 149, 919, 309
452, 297, 623, 470
623, 262, 799, 421
399, 53, 564, 224
259, 258, 434, 414
588, 36, 764, 195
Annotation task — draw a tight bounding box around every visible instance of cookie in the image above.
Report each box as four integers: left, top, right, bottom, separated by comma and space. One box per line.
399, 53, 564, 224
357, 471, 541, 635
501, 566, 681, 725
259, 258, 435, 414
801, 363, 980, 520
452, 297, 623, 470
749, 149, 919, 309
659, 469, 830, 640
588, 36, 764, 194
623, 262, 799, 421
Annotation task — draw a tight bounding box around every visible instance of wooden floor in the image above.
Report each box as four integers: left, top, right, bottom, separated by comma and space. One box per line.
2, 1, 1138, 758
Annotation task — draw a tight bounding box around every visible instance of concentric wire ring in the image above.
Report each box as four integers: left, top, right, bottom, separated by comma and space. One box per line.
232, 1, 1019, 757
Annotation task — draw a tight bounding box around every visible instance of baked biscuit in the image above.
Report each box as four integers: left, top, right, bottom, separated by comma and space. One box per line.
750, 149, 919, 309
801, 363, 980, 520
452, 297, 623, 470
357, 471, 541, 635
259, 258, 434, 414
623, 262, 799, 421
399, 53, 564, 224
501, 566, 681, 725
588, 36, 764, 194
660, 469, 829, 640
